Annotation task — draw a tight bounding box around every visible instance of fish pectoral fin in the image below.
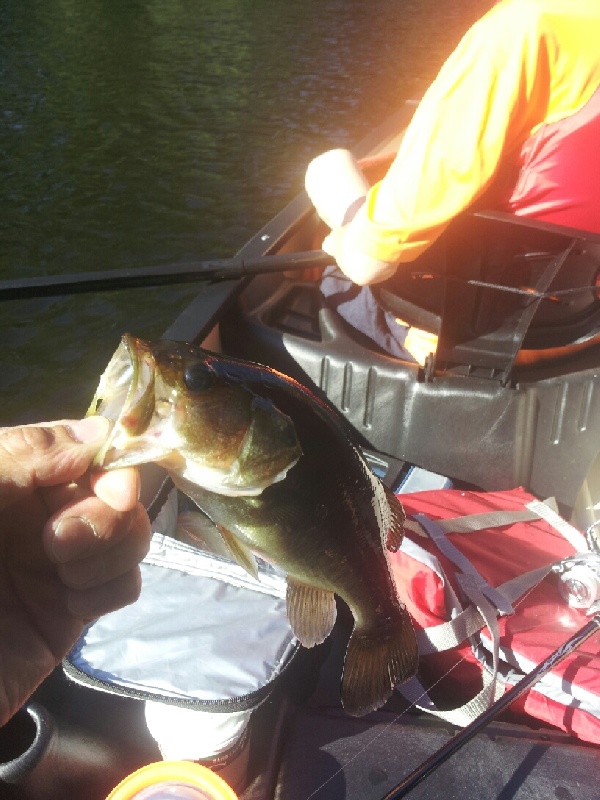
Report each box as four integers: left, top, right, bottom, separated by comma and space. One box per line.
286, 578, 337, 648
384, 486, 406, 553
341, 607, 418, 717
175, 512, 235, 561
215, 524, 260, 581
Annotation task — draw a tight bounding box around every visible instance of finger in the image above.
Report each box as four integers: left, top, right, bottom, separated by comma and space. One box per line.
56, 508, 150, 590
90, 466, 141, 512
65, 567, 143, 619
0, 417, 110, 511
44, 501, 151, 577
40, 477, 91, 514
42, 464, 141, 516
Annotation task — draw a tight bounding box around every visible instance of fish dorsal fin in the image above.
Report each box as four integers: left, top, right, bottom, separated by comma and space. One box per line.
286, 578, 337, 648
384, 485, 406, 553
215, 523, 259, 581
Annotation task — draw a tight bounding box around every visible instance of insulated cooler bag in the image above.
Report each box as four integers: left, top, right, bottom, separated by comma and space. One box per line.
63, 491, 299, 782
390, 486, 600, 744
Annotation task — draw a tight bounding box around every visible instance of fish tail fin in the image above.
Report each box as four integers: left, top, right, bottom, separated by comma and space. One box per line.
341, 607, 418, 716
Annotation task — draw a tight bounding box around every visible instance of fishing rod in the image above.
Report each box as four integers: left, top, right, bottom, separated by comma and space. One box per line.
382, 611, 600, 799
0, 250, 331, 301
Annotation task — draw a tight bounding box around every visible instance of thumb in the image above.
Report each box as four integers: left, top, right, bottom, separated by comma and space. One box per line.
0, 417, 110, 511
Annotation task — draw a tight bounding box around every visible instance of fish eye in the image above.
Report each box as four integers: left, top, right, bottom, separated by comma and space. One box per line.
184, 363, 216, 393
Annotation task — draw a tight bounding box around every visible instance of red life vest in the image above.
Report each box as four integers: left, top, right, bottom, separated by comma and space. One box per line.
390, 487, 600, 744
497, 85, 600, 233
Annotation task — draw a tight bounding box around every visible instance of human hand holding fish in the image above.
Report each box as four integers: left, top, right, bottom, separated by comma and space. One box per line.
89, 334, 419, 716
0, 416, 151, 727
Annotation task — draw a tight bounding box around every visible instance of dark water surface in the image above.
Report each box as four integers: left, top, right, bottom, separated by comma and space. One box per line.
1, 0, 490, 424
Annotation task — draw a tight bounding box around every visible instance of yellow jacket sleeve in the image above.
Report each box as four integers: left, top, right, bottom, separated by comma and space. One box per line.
348, 0, 554, 265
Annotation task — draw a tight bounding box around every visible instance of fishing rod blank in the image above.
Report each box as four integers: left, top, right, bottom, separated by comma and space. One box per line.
0, 250, 332, 300
382, 612, 600, 800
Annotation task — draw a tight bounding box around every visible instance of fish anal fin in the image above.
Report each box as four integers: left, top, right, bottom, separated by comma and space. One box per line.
286, 578, 337, 648
215, 523, 259, 581
341, 607, 418, 716
384, 486, 406, 553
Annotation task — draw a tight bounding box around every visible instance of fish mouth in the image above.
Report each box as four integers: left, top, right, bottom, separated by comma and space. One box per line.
88, 334, 302, 495
88, 333, 173, 469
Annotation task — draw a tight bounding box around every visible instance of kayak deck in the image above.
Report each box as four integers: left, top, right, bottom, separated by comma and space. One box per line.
8, 105, 600, 800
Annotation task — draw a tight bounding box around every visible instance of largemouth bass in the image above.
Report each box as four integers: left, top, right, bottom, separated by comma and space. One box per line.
89, 334, 418, 715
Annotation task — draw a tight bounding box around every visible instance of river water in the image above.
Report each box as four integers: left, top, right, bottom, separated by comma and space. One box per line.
1, 0, 490, 424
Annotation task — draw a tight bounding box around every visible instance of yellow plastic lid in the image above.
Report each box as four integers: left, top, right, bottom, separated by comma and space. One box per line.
106, 761, 238, 800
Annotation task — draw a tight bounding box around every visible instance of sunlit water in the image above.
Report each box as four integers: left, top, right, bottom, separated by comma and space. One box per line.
1, 0, 490, 424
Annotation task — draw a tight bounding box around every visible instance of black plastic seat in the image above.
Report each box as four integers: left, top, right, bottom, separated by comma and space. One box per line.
221, 211, 600, 524
374, 210, 600, 384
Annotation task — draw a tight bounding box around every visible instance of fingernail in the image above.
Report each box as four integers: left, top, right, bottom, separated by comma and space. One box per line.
67, 416, 110, 444
52, 516, 98, 562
